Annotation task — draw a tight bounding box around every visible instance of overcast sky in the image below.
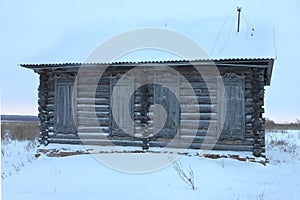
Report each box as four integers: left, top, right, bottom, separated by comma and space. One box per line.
0, 0, 299, 123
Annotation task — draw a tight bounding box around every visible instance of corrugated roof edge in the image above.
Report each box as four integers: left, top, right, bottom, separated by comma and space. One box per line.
19, 58, 274, 67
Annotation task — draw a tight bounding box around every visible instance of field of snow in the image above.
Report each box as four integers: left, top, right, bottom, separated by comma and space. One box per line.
1, 130, 300, 200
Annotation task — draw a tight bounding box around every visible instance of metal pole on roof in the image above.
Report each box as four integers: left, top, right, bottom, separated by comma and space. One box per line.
237, 7, 242, 32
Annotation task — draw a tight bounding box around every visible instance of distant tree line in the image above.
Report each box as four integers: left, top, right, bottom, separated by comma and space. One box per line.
265, 118, 300, 130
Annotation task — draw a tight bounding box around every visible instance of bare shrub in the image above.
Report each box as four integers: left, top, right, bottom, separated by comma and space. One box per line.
267, 134, 299, 159
173, 161, 196, 190
269, 140, 287, 146
257, 189, 265, 200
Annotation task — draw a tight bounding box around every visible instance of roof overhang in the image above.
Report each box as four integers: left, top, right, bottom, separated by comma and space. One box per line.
20, 58, 275, 85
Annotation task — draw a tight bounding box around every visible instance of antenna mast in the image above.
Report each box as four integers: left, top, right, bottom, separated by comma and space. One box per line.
237, 7, 242, 32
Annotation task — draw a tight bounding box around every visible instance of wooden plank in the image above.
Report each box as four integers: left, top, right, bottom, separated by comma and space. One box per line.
181, 103, 217, 112
188, 97, 217, 104
48, 137, 254, 152
77, 118, 109, 126
181, 104, 217, 113
180, 82, 217, 89
48, 138, 143, 147
77, 132, 109, 139
196, 143, 253, 151
77, 97, 109, 105
77, 85, 110, 92
77, 125, 110, 132
77, 126, 109, 132
179, 75, 217, 82
48, 134, 79, 139
147, 141, 253, 151
180, 120, 217, 129
77, 91, 110, 98
76, 78, 110, 85
77, 105, 109, 112
180, 128, 217, 136
179, 135, 218, 142
180, 113, 217, 120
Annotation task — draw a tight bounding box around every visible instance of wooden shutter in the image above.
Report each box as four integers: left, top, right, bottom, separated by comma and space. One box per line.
55, 79, 76, 134
219, 73, 245, 140
110, 75, 134, 136
153, 72, 180, 138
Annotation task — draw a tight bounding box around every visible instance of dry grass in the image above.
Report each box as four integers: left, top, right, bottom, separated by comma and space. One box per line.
266, 132, 299, 159
1, 121, 39, 141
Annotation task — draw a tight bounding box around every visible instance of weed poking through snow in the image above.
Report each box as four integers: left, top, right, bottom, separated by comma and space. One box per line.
173, 161, 196, 190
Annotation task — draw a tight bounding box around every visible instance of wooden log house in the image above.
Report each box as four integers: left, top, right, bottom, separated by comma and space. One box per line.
21, 58, 274, 157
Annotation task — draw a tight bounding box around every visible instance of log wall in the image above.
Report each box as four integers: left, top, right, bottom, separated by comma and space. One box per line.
36, 64, 267, 156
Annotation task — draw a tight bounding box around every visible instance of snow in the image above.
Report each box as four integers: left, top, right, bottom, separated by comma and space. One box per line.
1, 130, 300, 200
1, 139, 38, 179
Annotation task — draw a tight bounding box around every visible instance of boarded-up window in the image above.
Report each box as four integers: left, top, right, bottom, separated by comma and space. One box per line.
218, 73, 245, 140
55, 78, 76, 134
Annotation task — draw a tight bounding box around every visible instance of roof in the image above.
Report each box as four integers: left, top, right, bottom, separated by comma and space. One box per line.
20, 58, 274, 85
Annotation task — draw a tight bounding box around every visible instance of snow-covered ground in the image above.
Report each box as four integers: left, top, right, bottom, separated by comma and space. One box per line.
1, 138, 38, 179
1, 130, 300, 200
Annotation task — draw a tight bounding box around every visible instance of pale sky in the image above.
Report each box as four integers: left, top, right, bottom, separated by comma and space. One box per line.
0, 0, 299, 123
